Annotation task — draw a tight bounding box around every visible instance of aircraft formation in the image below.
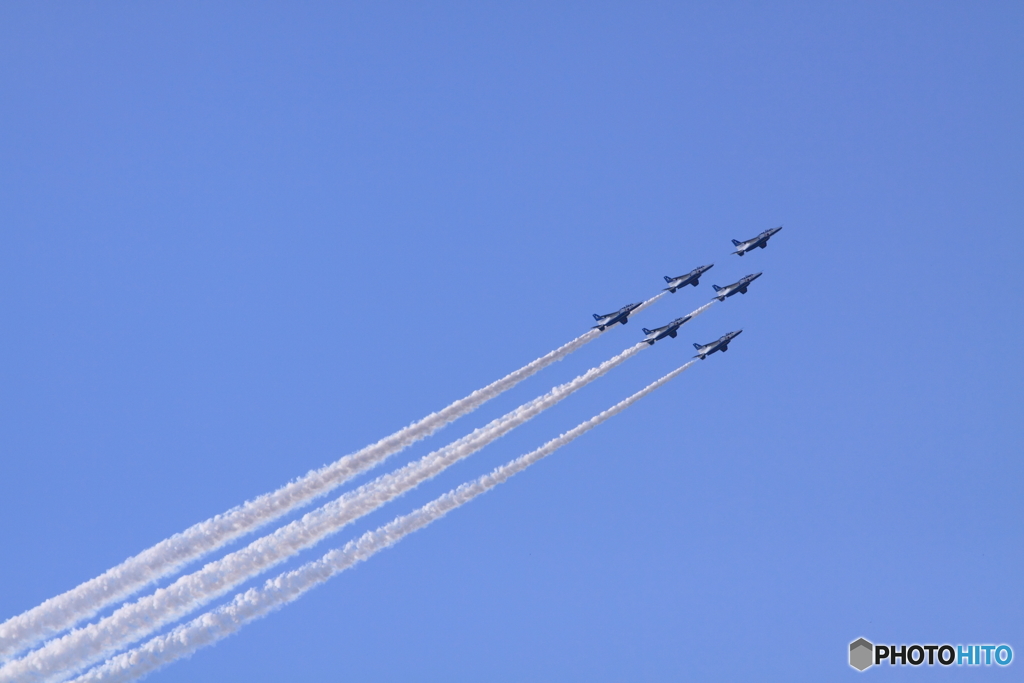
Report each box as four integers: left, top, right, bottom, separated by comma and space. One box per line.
591, 226, 782, 355
0, 226, 783, 683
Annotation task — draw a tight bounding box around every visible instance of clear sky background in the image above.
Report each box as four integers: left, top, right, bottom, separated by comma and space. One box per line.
1, 3, 1021, 681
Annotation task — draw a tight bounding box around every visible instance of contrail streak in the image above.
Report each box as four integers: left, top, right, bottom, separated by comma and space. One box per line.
68, 358, 699, 683
629, 290, 666, 316
1, 343, 648, 683
0, 302, 648, 660
687, 298, 716, 321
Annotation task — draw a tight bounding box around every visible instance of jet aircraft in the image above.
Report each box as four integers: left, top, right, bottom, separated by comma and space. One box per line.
663, 264, 714, 293
711, 272, 762, 301
692, 330, 742, 359
641, 315, 692, 345
732, 226, 782, 256
592, 303, 642, 330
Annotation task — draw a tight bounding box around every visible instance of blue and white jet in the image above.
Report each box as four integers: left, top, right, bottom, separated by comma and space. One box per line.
663, 264, 714, 293
641, 315, 692, 345
692, 330, 742, 359
711, 272, 762, 301
592, 302, 642, 331
732, 226, 782, 256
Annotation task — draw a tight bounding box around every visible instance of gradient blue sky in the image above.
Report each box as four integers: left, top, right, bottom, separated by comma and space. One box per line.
1, 3, 1021, 681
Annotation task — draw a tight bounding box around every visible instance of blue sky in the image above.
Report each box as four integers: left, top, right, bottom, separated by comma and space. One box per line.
1, 2, 1021, 680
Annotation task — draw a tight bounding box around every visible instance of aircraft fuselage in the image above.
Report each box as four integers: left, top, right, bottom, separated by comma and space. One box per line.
664, 264, 714, 293
711, 272, 762, 301
642, 315, 692, 345
693, 330, 743, 359
732, 227, 782, 256
592, 303, 642, 331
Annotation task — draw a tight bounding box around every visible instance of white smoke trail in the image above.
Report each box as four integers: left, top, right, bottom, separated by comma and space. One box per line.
68, 359, 699, 683
632, 291, 715, 321
629, 290, 666, 316
0, 321, 620, 660
687, 298, 716, 321
1, 344, 647, 683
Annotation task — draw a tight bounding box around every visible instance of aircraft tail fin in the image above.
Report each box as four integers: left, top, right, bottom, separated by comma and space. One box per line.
664, 275, 673, 283
592, 313, 601, 321
693, 342, 702, 350
711, 284, 722, 292
642, 328, 652, 335
731, 239, 741, 246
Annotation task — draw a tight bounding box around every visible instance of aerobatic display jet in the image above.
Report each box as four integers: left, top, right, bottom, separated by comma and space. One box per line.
641, 315, 692, 345
732, 226, 782, 256
711, 272, 762, 301
663, 264, 714, 293
592, 303, 642, 330
692, 330, 743, 359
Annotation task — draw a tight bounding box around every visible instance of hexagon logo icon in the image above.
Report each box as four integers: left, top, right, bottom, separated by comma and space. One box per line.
850, 638, 874, 671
